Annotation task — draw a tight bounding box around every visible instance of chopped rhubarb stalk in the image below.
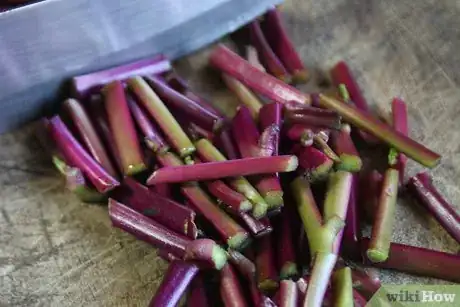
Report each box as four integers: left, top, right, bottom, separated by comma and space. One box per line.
210, 45, 309, 105
215, 126, 240, 160
275, 205, 299, 279
262, 8, 308, 83
127, 94, 169, 154
390, 97, 409, 184
318, 94, 441, 168
127, 76, 195, 158
313, 134, 341, 163
109, 199, 227, 269
62, 98, 117, 177
350, 267, 381, 300
256, 235, 279, 293
110, 177, 198, 238
359, 170, 383, 221
87, 95, 123, 174
236, 212, 273, 237
63, 163, 106, 203
341, 175, 362, 260
207, 180, 253, 212
228, 249, 256, 280
145, 76, 223, 132
194, 139, 269, 218
148, 261, 199, 307
48, 116, 119, 193
407, 172, 460, 244
367, 169, 399, 263
147, 155, 298, 185
222, 74, 263, 119
103, 81, 146, 175
248, 20, 290, 82
165, 73, 223, 117
331, 124, 362, 172
181, 183, 250, 250
279, 280, 298, 307
72, 55, 171, 99
187, 275, 211, 307
220, 264, 249, 307
293, 144, 333, 182
361, 238, 460, 282
259, 102, 282, 155
285, 109, 341, 130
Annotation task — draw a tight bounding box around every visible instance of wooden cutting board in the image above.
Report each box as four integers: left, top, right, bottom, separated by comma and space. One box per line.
1, 0, 459, 305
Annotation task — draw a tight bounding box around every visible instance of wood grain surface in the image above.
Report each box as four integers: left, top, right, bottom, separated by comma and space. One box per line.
1, 0, 460, 306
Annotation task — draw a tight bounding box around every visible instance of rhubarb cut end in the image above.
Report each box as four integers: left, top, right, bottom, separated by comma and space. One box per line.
252, 202, 269, 220
292, 69, 309, 84
280, 262, 299, 280
264, 191, 284, 208
240, 200, 253, 212
227, 232, 251, 250
366, 248, 389, 263
258, 279, 279, 293
179, 146, 197, 158
212, 245, 229, 270
125, 163, 147, 176
336, 154, 362, 172
278, 74, 292, 84
286, 156, 299, 172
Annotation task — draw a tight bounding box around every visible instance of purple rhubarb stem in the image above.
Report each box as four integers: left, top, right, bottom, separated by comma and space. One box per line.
361, 238, 460, 282
48, 116, 119, 193
249, 280, 278, 307
255, 235, 279, 293
258, 124, 279, 157
87, 95, 123, 174
165, 73, 223, 117
103, 81, 146, 175
319, 94, 441, 168
148, 261, 199, 307
109, 199, 227, 269
341, 174, 362, 260
127, 76, 195, 158
145, 76, 223, 131
279, 280, 298, 307
312, 134, 341, 163
147, 155, 298, 185
248, 20, 291, 82
359, 170, 383, 221
353, 289, 368, 307
220, 264, 249, 307
181, 183, 250, 250
331, 124, 362, 172
110, 177, 198, 238
207, 180, 253, 212
367, 168, 399, 263
228, 249, 256, 280
215, 126, 240, 160
210, 45, 310, 105
390, 97, 409, 184
259, 102, 282, 156
127, 94, 169, 154
187, 275, 211, 307
275, 206, 299, 279
406, 172, 460, 244
62, 98, 117, 177
72, 55, 171, 99
285, 108, 342, 130
292, 144, 333, 182
237, 213, 273, 237
194, 139, 269, 218
262, 8, 308, 83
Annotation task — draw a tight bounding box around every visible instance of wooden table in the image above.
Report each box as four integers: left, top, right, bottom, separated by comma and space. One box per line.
1, 0, 459, 305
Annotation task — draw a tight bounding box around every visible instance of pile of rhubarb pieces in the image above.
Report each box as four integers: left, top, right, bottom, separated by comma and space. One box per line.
37, 7, 459, 307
